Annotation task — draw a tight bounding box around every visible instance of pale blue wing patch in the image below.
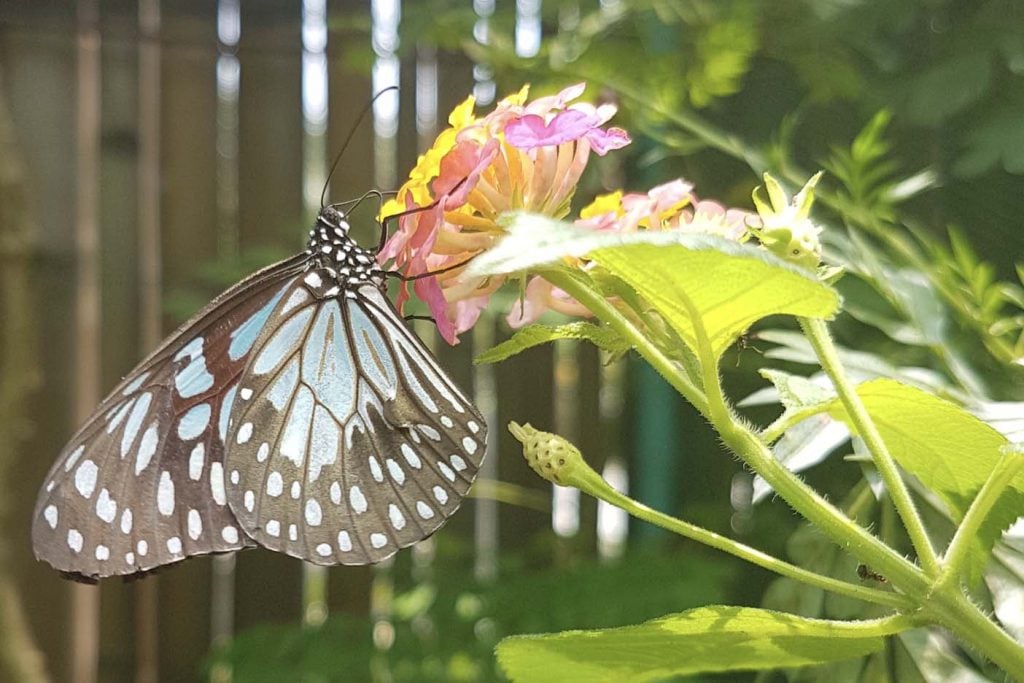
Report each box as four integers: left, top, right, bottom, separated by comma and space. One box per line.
225, 277, 487, 566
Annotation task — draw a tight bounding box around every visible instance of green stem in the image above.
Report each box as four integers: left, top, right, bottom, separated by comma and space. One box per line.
938, 447, 1024, 589
548, 268, 930, 597
799, 317, 941, 577
759, 405, 826, 444
925, 589, 1024, 681
586, 473, 912, 610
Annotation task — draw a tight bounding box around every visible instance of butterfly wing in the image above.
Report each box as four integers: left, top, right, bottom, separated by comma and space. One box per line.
32, 256, 306, 579
225, 273, 487, 564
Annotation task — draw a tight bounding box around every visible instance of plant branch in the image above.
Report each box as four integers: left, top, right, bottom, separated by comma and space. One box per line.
799, 316, 941, 576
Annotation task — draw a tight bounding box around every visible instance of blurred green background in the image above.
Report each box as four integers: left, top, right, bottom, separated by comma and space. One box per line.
2, 1, 1023, 681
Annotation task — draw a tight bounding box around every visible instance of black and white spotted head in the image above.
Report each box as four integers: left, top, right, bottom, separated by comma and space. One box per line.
304, 206, 387, 294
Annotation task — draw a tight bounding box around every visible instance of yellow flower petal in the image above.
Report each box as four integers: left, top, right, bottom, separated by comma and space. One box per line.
580, 190, 624, 219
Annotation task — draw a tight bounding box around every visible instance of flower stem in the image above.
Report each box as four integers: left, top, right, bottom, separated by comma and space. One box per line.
589, 475, 912, 610
798, 317, 941, 577
937, 446, 1024, 590
547, 268, 929, 596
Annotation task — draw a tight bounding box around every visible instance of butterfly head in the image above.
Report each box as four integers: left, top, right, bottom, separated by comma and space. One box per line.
306, 206, 386, 292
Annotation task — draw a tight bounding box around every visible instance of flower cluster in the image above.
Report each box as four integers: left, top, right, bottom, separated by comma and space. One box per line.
378, 82, 819, 343
378, 83, 629, 343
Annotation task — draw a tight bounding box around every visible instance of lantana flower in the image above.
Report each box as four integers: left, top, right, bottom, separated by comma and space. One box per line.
378, 83, 630, 343
504, 182, 754, 327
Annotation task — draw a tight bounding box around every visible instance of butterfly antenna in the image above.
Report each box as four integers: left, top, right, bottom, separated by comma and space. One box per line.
320, 85, 399, 210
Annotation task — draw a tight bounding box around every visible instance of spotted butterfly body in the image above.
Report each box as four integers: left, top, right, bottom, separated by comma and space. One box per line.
32, 207, 486, 580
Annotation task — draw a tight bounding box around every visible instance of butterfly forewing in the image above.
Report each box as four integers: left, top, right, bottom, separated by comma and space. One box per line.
225, 275, 487, 565
32, 257, 305, 579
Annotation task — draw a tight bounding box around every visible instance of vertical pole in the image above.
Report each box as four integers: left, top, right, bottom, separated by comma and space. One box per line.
135, 1, 162, 681
300, 0, 330, 628
210, 4, 242, 678
70, 1, 102, 681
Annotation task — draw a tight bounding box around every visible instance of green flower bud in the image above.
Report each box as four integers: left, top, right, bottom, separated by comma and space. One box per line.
508, 422, 592, 488
751, 172, 825, 271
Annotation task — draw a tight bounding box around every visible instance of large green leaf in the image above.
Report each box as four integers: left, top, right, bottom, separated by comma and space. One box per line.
475, 322, 629, 364
496, 605, 906, 682
589, 240, 839, 358
828, 379, 1024, 577
469, 212, 840, 358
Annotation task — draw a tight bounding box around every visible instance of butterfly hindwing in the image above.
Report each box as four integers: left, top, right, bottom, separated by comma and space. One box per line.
225, 273, 487, 565
32, 257, 305, 579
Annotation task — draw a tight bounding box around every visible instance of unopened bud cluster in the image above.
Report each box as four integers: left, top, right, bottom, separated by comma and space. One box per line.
508, 422, 586, 487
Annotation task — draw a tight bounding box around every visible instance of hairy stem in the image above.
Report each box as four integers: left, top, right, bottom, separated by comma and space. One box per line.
799, 317, 940, 576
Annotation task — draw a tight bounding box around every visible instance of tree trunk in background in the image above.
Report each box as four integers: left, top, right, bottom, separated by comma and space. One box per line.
0, 63, 52, 683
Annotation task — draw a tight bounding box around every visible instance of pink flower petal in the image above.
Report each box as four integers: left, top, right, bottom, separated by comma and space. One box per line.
433, 138, 499, 208
504, 110, 598, 149
585, 126, 631, 156
414, 276, 458, 345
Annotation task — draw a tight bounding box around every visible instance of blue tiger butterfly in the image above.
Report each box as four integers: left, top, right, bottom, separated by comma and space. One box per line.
32, 204, 486, 580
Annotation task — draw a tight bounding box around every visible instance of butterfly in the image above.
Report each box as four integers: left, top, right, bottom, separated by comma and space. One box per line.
32, 204, 487, 581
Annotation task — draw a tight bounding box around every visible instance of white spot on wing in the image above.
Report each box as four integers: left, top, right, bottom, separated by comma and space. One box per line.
95, 545, 109, 561
280, 385, 314, 466
304, 272, 322, 288
137, 539, 148, 556
244, 490, 255, 511
257, 442, 269, 462
167, 537, 182, 554
222, 526, 239, 543
95, 488, 116, 523
316, 543, 332, 557
370, 533, 387, 549
210, 462, 227, 505
349, 486, 367, 514
121, 371, 151, 396
330, 481, 342, 505
450, 455, 467, 471
67, 529, 83, 552
188, 509, 202, 539
266, 520, 280, 537
189, 443, 205, 481
400, 443, 422, 469
121, 392, 153, 456
305, 499, 322, 526
44, 505, 58, 529
135, 422, 159, 475
338, 530, 352, 551
433, 486, 448, 505
282, 287, 310, 314
462, 437, 478, 455
75, 460, 98, 498
468, 420, 480, 434
289, 524, 298, 541
64, 444, 85, 471
121, 509, 133, 534
236, 422, 253, 444
418, 424, 442, 442
157, 471, 175, 516
416, 501, 434, 520
386, 459, 405, 485
368, 456, 384, 482
290, 481, 301, 499
388, 504, 406, 530
267, 472, 283, 497
438, 461, 456, 482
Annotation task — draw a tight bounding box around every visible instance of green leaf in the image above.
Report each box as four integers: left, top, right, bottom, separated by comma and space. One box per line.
474, 322, 629, 364
759, 368, 834, 411
495, 606, 907, 682
828, 379, 1023, 578
589, 240, 840, 358
469, 212, 839, 359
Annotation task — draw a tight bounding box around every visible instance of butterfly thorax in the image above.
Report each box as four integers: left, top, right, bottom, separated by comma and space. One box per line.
304, 206, 386, 295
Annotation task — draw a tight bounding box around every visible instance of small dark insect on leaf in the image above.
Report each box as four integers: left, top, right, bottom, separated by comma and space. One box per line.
857, 564, 887, 583
735, 331, 763, 367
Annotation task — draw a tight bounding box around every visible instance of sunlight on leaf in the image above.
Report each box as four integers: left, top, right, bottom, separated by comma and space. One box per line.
829, 379, 1024, 581
475, 322, 629, 364
496, 605, 907, 682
